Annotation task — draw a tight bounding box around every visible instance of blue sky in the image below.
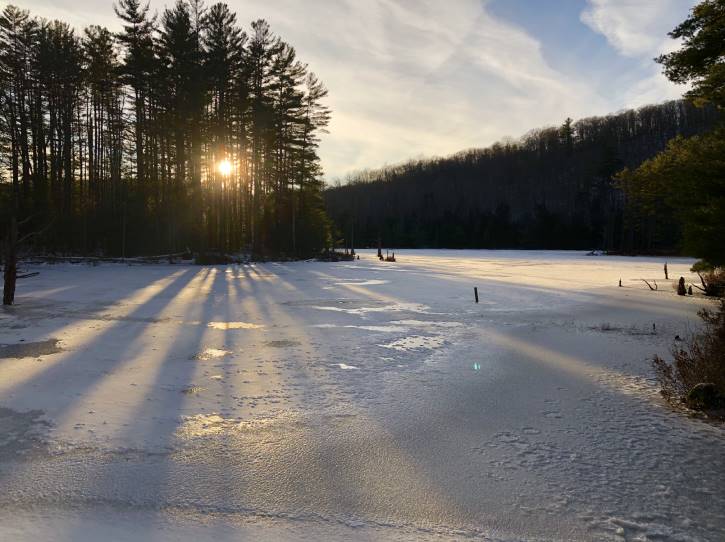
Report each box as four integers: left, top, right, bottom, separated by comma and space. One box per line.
14, 0, 697, 180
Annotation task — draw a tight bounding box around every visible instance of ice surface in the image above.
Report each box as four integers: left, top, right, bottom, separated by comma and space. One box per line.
193, 347, 232, 360
0, 250, 723, 540
207, 321, 264, 330
380, 335, 445, 351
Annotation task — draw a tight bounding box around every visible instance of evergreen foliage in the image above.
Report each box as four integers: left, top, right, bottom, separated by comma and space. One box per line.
657, 0, 725, 109
618, 129, 725, 266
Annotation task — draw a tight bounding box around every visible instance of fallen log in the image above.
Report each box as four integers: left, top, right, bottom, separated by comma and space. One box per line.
24, 252, 190, 265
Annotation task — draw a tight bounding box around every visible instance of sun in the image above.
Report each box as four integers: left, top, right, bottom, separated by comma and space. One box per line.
217, 159, 232, 177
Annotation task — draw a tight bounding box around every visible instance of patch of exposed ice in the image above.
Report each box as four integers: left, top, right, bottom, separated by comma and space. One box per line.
207, 321, 264, 330
379, 335, 445, 352
192, 348, 231, 361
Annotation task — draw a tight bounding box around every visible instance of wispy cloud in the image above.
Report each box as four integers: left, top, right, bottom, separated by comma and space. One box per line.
580, 0, 696, 107
235, 0, 609, 178
580, 0, 692, 57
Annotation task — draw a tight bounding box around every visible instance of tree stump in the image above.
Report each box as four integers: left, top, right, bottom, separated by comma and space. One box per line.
677, 276, 686, 296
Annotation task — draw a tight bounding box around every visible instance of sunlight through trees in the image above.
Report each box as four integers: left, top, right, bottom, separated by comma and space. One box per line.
0, 1, 332, 258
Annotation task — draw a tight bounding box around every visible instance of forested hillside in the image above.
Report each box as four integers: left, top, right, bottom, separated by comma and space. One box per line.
0, 2, 330, 258
326, 100, 718, 252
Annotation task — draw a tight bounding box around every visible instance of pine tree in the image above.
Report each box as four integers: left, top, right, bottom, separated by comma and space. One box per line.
115, 0, 155, 186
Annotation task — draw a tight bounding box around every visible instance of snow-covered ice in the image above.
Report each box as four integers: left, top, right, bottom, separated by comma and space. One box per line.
1, 250, 724, 540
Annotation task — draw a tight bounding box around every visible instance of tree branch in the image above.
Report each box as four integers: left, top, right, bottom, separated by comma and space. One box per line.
641, 279, 658, 291
18, 219, 54, 245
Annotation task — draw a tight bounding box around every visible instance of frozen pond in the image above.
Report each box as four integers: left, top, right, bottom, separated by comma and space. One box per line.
0, 250, 723, 540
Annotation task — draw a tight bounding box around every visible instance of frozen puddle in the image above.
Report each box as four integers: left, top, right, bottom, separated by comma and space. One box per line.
0, 339, 62, 359
192, 348, 231, 361
380, 335, 445, 352
207, 322, 264, 330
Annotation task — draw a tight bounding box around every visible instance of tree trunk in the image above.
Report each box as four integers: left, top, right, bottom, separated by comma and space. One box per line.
3, 216, 18, 306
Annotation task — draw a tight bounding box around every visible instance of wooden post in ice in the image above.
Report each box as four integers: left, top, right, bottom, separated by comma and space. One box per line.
474, 287, 479, 303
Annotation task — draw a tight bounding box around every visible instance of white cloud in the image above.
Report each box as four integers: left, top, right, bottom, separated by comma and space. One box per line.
581, 0, 695, 57
580, 0, 696, 110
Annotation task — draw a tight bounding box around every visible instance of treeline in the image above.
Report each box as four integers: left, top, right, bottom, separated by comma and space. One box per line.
0, 1, 331, 258
326, 100, 718, 252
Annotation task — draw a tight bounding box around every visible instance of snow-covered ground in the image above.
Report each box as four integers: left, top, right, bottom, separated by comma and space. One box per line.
1, 250, 723, 541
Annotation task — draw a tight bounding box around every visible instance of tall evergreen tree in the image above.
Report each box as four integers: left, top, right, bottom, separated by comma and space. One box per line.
114, 0, 155, 186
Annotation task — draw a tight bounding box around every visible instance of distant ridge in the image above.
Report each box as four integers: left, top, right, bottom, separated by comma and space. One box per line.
325, 100, 718, 253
